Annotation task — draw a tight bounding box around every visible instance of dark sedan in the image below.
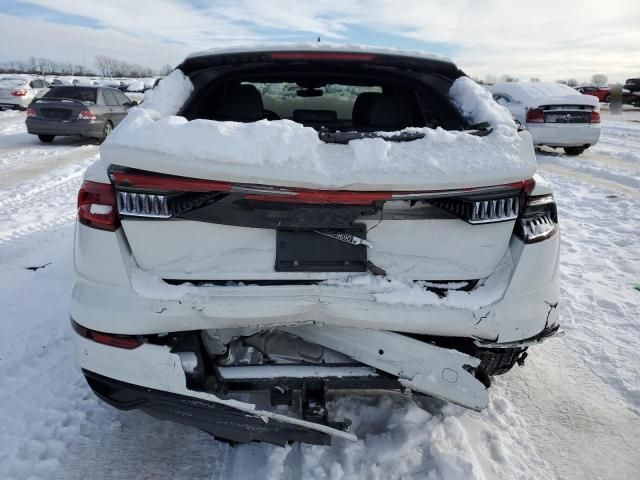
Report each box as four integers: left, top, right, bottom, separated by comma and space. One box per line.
26, 86, 137, 143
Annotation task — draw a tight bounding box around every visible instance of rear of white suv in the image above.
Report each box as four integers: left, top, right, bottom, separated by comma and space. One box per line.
71, 46, 561, 445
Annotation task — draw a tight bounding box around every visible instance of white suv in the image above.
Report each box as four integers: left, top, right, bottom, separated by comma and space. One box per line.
71, 46, 561, 445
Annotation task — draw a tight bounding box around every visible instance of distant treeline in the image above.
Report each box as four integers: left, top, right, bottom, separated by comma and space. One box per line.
0, 55, 173, 78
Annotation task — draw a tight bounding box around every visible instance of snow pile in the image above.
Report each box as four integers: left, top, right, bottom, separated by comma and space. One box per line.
104, 70, 535, 191
139, 69, 193, 117
449, 76, 516, 129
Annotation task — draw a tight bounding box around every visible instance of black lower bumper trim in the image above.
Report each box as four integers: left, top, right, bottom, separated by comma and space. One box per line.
82, 369, 332, 446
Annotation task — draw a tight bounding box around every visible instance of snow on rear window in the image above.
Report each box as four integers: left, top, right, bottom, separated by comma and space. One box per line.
141, 69, 193, 117
449, 77, 515, 129
103, 69, 536, 191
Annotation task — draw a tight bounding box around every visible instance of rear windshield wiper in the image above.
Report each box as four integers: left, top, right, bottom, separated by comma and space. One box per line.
318, 128, 425, 144
465, 121, 494, 137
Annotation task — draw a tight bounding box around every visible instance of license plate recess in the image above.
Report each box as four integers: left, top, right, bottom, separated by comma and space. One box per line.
275, 225, 367, 272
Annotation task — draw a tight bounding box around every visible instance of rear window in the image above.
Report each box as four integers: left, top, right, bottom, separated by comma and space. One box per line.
45, 86, 97, 103
183, 68, 464, 132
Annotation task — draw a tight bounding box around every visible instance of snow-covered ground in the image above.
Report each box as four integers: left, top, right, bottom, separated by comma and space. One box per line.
0, 109, 638, 479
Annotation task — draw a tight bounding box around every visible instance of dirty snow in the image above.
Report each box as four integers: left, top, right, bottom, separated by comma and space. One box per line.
1, 108, 639, 479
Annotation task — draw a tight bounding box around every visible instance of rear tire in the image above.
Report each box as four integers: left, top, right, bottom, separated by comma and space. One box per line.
603, 94, 611, 103
99, 121, 113, 143
38, 135, 55, 143
563, 146, 586, 156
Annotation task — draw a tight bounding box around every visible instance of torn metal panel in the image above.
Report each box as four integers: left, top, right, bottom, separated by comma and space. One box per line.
75, 334, 357, 442
284, 325, 489, 411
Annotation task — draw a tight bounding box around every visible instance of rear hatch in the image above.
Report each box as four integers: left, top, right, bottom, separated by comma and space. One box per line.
102, 50, 536, 283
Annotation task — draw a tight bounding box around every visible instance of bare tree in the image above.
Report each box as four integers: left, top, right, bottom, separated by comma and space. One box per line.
158, 64, 173, 76
499, 74, 519, 83
529, 77, 541, 82
483, 74, 497, 85
591, 74, 608, 86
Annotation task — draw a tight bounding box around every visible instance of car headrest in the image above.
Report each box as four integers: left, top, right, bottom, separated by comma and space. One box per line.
352, 92, 382, 126
368, 94, 413, 129
215, 84, 264, 122
293, 109, 338, 124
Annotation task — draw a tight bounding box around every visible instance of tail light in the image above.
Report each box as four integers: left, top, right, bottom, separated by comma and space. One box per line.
526, 108, 544, 123
516, 195, 558, 243
590, 110, 601, 123
26, 108, 36, 117
77, 110, 96, 120
110, 168, 536, 219
77, 181, 120, 231
432, 195, 520, 224
71, 319, 142, 349
11, 89, 28, 97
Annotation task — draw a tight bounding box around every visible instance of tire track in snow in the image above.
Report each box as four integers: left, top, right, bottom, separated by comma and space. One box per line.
0, 153, 97, 244
537, 162, 640, 201
502, 343, 640, 480
0, 145, 98, 190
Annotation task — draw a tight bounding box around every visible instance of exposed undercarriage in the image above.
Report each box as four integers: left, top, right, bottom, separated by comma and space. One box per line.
80, 324, 546, 445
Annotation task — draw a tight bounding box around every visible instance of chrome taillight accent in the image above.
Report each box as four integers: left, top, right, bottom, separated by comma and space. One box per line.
116, 191, 171, 218
432, 195, 519, 224
516, 195, 558, 243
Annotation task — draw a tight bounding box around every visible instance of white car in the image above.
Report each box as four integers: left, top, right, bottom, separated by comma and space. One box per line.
0, 77, 51, 110
71, 46, 561, 445
489, 82, 600, 155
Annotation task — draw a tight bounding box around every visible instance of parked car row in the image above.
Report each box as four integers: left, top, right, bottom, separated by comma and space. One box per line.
573, 79, 640, 106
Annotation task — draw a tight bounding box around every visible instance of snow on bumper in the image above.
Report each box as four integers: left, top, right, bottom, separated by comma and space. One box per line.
71, 223, 560, 344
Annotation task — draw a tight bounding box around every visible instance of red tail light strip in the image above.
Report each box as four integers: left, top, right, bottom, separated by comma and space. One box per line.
111, 171, 535, 206
111, 171, 232, 193
71, 319, 142, 349
269, 52, 377, 61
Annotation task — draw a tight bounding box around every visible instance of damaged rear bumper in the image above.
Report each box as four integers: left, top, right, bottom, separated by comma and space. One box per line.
73, 323, 505, 444
83, 369, 336, 445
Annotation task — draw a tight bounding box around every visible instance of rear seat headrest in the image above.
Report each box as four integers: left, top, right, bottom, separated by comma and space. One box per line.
368, 95, 413, 129
352, 92, 382, 126
215, 84, 264, 122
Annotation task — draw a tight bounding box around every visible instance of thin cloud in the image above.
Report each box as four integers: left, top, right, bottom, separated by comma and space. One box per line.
2, 0, 639, 81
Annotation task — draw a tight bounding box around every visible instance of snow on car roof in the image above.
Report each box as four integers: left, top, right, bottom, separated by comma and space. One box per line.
489, 81, 599, 108
186, 42, 453, 64
491, 82, 581, 99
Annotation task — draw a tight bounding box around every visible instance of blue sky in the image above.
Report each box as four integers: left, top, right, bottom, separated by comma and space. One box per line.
0, 0, 638, 81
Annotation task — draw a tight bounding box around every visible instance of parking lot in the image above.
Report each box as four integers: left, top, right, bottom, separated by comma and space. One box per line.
0, 106, 638, 479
